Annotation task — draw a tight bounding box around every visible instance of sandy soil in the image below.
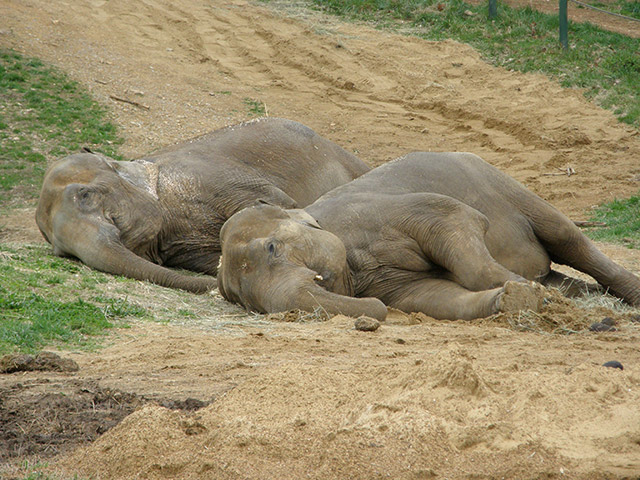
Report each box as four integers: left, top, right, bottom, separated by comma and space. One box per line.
1, 0, 640, 479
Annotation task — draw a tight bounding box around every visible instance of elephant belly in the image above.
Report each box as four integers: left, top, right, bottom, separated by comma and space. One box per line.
164, 250, 220, 275
159, 234, 221, 275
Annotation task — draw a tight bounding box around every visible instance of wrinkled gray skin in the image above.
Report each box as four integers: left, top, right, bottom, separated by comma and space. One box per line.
36, 118, 369, 293
219, 152, 640, 320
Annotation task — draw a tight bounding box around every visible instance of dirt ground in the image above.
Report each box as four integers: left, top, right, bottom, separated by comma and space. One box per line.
1, 0, 640, 479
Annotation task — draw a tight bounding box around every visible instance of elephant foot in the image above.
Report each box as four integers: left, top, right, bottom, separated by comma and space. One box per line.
496, 280, 546, 314
541, 270, 603, 298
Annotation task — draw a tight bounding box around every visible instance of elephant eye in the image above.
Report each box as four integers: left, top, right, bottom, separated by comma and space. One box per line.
73, 186, 101, 212
76, 188, 92, 205
266, 240, 281, 258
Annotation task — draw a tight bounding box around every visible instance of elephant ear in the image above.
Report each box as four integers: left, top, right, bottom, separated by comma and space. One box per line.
227, 182, 298, 218
286, 209, 322, 229
102, 179, 163, 253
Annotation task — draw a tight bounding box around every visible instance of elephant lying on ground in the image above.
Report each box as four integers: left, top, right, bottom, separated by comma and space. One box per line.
218, 152, 640, 320
36, 118, 369, 292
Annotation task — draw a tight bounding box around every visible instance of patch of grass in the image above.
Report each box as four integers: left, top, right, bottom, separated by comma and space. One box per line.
586, 195, 640, 248
0, 244, 145, 355
302, 0, 640, 127
243, 97, 267, 116
0, 51, 139, 353
0, 49, 122, 207
619, 0, 640, 18
8, 461, 88, 480
588, 0, 640, 19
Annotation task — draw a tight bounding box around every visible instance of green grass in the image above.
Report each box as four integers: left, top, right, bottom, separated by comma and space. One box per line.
302, 0, 640, 128
588, 0, 640, 19
244, 97, 267, 116
586, 195, 640, 248
10, 461, 89, 480
0, 49, 122, 206
0, 244, 146, 355
619, 0, 640, 18
0, 50, 138, 354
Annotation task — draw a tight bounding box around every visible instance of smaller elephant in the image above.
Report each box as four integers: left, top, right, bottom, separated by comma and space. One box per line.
218, 152, 640, 320
36, 118, 369, 292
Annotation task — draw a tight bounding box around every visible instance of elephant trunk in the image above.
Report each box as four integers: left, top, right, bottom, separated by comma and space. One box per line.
289, 282, 388, 321
608, 269, 640, 307
64, 223, 216, 293
100, 245, 217, 293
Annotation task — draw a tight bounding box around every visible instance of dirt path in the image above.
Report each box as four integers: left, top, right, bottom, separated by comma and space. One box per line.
1, 0, 640, 479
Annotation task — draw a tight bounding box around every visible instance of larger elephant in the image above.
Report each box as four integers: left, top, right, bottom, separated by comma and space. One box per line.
218, 152, 640, 320
36, 118, 369, 292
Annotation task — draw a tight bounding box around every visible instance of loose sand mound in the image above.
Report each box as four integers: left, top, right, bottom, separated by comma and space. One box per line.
58, 306, 640, 479
1, 0, 640, 478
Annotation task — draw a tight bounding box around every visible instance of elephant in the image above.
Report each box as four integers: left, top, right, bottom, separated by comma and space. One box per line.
35, 118, 370, 293
218, 152, 640, 321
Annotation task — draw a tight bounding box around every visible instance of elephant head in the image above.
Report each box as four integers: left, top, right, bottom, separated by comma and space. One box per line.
218, 204, 387, 320
36, 152, 215, 293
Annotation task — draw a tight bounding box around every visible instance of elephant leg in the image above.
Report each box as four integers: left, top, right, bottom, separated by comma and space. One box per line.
440, 239, 526, 292
413, 212, 526, 291
524, 206, 640, 306
541, 269, 603, 298
387, 278, 545, 320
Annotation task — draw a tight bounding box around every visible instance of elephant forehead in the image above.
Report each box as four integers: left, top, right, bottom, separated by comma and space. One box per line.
222, 206, 287, 240
46, 153, 111, 187
273, 220, 306, 238
274, 221, 346, 257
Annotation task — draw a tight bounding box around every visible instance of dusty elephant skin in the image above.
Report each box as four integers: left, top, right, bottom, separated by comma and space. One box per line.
35, 117, 369, 292
219, 152, 640, 320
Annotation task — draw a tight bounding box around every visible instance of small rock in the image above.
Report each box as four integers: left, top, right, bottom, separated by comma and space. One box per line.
161, 397, 209, 411
589, 321, 617, 332
601, 317, 615, 326
395, 338, 406, 345
602, 360, 624, 370
354, 316, 380, 332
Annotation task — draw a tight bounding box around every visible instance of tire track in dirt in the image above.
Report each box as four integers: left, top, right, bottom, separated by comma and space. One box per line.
177, 4, 640, 216
1, 0, 639, 217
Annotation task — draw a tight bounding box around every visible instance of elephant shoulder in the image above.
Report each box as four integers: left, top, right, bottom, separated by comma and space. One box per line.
393, 193, 489, 234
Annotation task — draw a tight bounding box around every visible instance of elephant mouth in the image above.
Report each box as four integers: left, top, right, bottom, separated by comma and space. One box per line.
313, 272, 332, 291
308, 261, 354, 297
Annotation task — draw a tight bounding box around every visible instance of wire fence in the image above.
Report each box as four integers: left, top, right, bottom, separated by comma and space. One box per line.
560, 0, 639, 47
488, 0, 639, 48
569, 0, 640, 23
